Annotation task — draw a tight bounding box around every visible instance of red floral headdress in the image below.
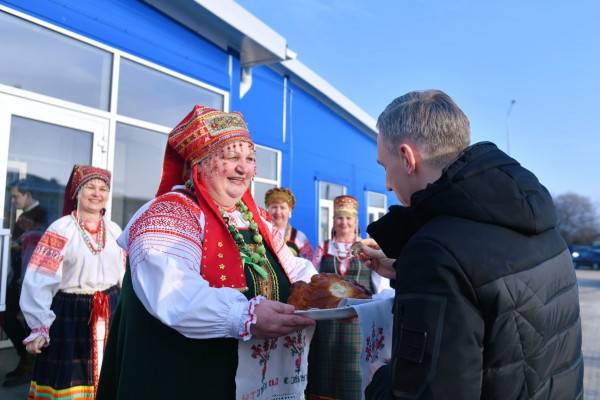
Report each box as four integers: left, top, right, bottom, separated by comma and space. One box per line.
156, 105, 253, 196
62, 165, 111, 216
153, 105, 291, 290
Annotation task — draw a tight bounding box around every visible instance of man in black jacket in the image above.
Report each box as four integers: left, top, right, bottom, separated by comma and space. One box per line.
363, 90, 583, 399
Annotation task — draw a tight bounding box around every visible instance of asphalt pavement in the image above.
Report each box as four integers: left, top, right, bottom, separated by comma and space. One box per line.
578, 269, 600, 399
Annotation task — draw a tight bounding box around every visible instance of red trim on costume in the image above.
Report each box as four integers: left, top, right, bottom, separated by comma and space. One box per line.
90, 291, 110, 391
128, 192, 203, 250
29, 231, 68, 274
258, 207, 272, 223
241, 302, 254, 339
31, 326, 49, 335
193, 168, 291, 290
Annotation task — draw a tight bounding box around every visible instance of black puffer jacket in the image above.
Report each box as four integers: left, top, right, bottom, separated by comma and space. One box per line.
366, 142, 583, 400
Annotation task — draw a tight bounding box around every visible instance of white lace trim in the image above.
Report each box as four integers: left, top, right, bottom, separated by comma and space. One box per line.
239, 295, 265, 342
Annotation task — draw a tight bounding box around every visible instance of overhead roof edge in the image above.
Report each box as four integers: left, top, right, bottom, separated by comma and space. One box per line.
143, 0, 378, 137
278, 59, 377, 137
143, 0, 290, 66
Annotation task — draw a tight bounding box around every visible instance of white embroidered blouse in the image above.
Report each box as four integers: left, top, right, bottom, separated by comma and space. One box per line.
20, 214, 126, 343
119, 190, 317, 341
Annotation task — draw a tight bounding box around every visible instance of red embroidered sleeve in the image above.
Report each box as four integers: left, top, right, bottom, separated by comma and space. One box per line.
28, 231, 68, 275
127, 194, 203, 270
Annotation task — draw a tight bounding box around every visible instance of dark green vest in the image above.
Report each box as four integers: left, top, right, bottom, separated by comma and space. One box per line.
97, 230, 290, 400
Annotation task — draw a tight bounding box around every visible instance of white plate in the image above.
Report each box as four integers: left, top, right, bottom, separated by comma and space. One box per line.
294, 306, 357, 320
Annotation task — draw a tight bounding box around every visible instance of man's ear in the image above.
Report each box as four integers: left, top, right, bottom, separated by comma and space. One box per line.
398, 143, 418, 175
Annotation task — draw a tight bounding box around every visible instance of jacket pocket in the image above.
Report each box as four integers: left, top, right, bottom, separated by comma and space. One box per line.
392, 294, 447, 399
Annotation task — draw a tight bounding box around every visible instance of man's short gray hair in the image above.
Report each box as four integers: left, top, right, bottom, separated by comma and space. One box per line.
377, 90, 471, 168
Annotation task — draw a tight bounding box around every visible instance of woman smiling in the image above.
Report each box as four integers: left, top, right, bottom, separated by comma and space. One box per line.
19, 165, 125, 400
265, 187, 313, 259
97, 105, 317, 400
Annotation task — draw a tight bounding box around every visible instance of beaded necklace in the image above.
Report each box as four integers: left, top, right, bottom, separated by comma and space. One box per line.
331, 239, 362, 281
72, 211, 106, 255
221, 201, 277, 298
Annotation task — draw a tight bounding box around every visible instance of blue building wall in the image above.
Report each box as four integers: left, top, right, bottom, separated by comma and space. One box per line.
238, 66, 286, 151
284, 82, 392, 242
0, 0, 395, 247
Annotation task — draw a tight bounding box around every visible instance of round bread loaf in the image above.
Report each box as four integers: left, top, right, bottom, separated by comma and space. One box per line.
287, 273, 371, 310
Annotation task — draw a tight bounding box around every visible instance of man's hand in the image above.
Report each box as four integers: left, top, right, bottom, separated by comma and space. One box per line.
25, 336, 46, 354
359, 239, 397, 280
250, 300, 315, 339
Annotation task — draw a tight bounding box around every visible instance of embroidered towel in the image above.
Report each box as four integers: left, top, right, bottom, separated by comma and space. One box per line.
348, 290, 395, 399
236, 326, 315, 400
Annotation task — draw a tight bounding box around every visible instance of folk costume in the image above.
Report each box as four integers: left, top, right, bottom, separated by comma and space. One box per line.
265, 187, 314, 259
308, 195, 380, 400
20, 165, 125, 400
97, 106, 317, 400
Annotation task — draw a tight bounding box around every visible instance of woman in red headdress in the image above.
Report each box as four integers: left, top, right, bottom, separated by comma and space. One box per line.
19, 165, 125, 400
97, 106, 317, 400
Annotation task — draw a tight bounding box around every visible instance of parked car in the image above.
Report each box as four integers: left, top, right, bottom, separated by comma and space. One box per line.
570, 245, 600, 270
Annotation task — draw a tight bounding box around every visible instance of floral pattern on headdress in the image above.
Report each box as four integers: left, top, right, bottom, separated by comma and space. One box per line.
334, 195, 359, 217
62, 165, 111, 216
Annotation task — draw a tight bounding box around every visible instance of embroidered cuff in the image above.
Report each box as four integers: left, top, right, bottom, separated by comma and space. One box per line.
23, 326, 50, 346
239, 296, 265, 342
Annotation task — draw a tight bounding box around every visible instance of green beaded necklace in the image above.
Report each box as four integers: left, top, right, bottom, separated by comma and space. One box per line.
220, 201, 269, 280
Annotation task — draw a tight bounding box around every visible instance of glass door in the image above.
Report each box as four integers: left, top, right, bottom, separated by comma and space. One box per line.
0, 94, 109, 313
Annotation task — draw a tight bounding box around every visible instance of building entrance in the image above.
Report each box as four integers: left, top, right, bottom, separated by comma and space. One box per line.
0, 94, 109, 351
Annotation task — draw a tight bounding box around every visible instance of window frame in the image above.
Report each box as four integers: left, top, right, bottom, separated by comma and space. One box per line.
251, 144, 282, 206
366, 191, 387, 225
0, 4, 230, 221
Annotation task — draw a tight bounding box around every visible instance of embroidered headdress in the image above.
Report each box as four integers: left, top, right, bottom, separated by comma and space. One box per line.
156, 105, 253, 196
153, 105, 287, 290
264, 187, 296, 209
333, 195, 359, 218
62, 165, 111, 216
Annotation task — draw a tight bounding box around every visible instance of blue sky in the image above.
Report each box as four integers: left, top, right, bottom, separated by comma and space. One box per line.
237, 0, 600, 204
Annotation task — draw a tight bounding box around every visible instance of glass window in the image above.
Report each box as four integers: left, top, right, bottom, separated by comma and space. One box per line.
252, 145, 280, 208
255, 147, 278, 181
319, 204, 331, 244
368, 192, 386, 209
3, 115, 93, 301
112, 123, 168, 228
367, 191, 387, 225
4, 116, 93, 230
253, 181, 277, 210
118, 58, 224, 127
319, 182, 345, 200
0, 11, 112, 109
